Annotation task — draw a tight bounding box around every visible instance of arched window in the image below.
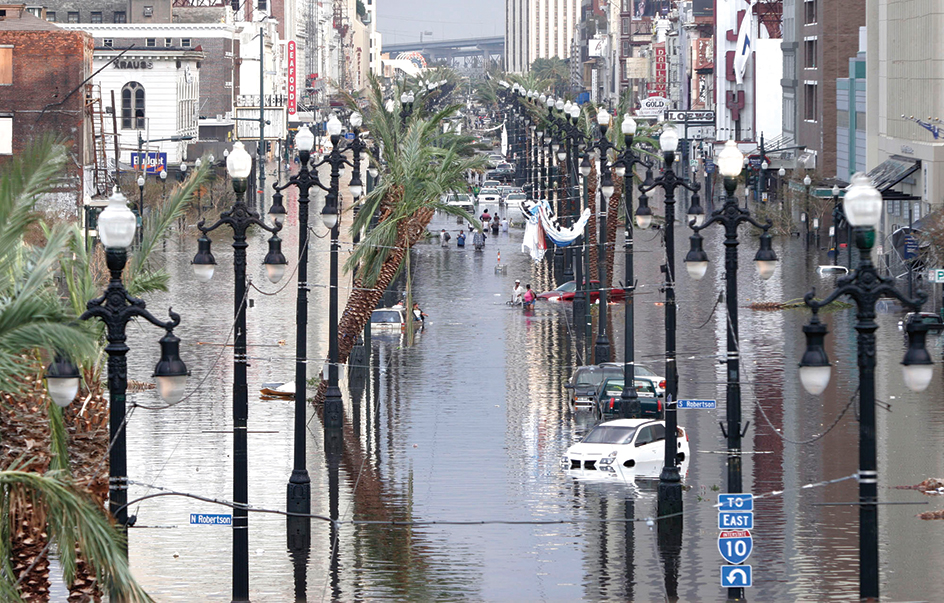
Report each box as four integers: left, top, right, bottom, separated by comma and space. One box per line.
121, 81, 145, 129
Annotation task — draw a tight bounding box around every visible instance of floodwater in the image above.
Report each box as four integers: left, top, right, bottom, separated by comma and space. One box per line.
119, 185, 944, 601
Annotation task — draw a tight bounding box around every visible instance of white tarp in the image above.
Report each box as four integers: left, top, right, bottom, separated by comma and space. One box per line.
519, 198, 591, 263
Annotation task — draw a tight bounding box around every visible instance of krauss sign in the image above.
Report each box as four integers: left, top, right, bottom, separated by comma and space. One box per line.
113, 59, 153, 69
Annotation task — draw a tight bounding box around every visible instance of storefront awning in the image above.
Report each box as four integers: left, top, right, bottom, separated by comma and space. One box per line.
867, 156, 920, 193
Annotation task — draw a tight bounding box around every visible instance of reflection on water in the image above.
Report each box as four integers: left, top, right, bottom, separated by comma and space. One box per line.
118, 206, 944, 601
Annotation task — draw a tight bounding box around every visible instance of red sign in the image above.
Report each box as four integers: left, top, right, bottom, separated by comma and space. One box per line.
654, 42, 667, 91
287, 41, 297, 115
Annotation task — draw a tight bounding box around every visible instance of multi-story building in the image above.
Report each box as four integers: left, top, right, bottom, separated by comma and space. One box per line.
866, 0, 944, 267
505, 0, 527, 72
0, 4, 94, 210
505, 0, 580, 74
781, 0, 864, 174
835, 28, 865, 181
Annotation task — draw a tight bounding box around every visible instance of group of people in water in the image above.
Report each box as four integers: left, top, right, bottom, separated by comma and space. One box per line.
438, 209, 509, 250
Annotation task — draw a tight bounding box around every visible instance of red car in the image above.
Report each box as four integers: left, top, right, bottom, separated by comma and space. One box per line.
537, 280, 626, 302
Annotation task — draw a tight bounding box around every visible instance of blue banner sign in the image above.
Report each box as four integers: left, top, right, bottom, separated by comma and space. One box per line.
190, 513, 232, 526
132, 151, 168, 174
677, 399, 716, 409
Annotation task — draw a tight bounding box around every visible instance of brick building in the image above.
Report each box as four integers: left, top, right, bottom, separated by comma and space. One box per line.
0, 4, 95, 210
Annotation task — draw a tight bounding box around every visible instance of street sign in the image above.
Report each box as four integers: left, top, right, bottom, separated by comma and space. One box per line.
666, 110, 715, 123
929, 269, 944, 283
904, 235, 918, 260
677, 399, 716, 409
719, 511, 754, 529
720, 565, 752, 588
190, 513, 232, 525
718, 493, 754, 511
718, 529, 753, 564
706, 160, 716, 174
344, 132, 356, 141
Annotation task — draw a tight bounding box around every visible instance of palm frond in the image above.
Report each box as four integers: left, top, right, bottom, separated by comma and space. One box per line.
0, 470, 153, 602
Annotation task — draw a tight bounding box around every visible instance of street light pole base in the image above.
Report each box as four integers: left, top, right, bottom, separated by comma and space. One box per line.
594, 338, 611, 364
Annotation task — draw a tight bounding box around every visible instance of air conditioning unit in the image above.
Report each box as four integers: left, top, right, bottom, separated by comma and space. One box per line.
143, 5, 153, 16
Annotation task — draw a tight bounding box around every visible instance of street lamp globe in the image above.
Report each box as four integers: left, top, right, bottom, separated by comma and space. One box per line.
596, 108, 610, 128
563, 100, 573, 113
717, 140, 743, 178
539, 93, 547, 104
191, 234, 217, 282
195, 158, 202, 170
579, 154, 591, 177
263, 235, 288, 283
761, 160, 769, 170
385, 98, 396, 113
799, 315, 831, 395
350, 111, 363, 128
555, 98, 565, 111
843, 172, 882, 228
659, 126, 679, 153
832, 184, 841, 197
180, 162, 187, 174
152, 331, 189, 404
635, 194, 653, 229
684, 232, 709, 280
208, 154, 215, 164
778, 167, 786, 177
295, 125, 315, 153
754, 231, 778, 280
137, 175, 145, 188
44, 354, 80, 408
160, 169, 167, 181
803, 174, 812, 187
902, 319, 934, 391
99, 188, 137, 249
226, 142, 253, 179
326, 114, 343, 138
400, 91, 410, 104
622, 114, 637, 136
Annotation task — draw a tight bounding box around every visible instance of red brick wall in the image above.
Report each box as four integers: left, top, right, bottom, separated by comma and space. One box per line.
0, 29, 92, 183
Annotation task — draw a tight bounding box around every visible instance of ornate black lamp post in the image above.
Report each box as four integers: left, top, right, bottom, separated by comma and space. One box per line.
637, 125, 700, 512
269, 124, 318, 542
320, 113, 360, 507
400, 90, 415, 122
589, 108, 616, 363
191, 142, 288, 602
798, 172, 933, 601
70, 189, 189, 556
683, 140, 778, 600
612, 114, 653, 418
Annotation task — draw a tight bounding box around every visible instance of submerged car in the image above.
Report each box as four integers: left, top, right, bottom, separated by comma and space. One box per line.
537, 280, 626, 302
595, 377, 663, 419
444, 193, 475, 212
562, 419, 690, 478
599, 362, 665, 397
477, 187, 502, 205
565, 364, 624, 411
370, 306, 405, 330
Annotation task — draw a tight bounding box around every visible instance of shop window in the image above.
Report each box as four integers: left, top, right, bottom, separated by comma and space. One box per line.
113, 11, 126, 23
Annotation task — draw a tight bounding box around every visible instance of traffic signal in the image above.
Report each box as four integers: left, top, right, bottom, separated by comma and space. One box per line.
265, 141, 272, 154
679, 138, 690, 158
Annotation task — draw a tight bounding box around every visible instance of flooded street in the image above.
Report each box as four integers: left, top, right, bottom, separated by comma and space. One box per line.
119, 192, 944, 601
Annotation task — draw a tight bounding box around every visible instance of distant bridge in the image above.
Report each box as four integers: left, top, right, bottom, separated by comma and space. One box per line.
383, 36, 504, 67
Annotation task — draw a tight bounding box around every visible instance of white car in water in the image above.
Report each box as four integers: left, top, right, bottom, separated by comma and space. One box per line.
561, 419, 690, 479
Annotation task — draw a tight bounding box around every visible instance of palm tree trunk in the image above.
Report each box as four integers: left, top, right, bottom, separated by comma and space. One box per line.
605, 170, 623, 288
314, 205, 435, 404
587, 160, 598, 280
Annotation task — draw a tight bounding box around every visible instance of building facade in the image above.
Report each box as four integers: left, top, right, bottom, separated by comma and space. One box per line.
506, 0, 580, 73
0, 5, 95, 209
835, 32, 865, 181
505, 0, 528, 72
782, 0, 864, 174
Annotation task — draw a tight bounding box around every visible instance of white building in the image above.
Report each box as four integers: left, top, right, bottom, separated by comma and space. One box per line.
506, 0, 580, 73
866, 0, 943, 218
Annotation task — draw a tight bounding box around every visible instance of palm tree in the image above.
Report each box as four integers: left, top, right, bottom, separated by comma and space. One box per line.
312, 77, 485, 402
530, 58, 570, 97
0, 136, 192, 601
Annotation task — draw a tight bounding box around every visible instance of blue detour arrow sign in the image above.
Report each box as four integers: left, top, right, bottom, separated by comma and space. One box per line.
720, 565, 752, 587
718, 529, 753, 564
